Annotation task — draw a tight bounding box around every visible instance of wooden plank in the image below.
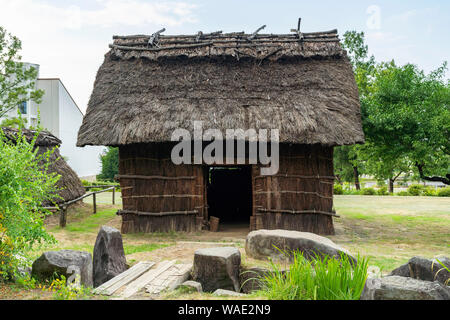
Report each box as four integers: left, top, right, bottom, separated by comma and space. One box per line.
117, 209, 198, 217
93, 261, 155, 296
145, 263, 192, 294
117, 174, 196, 181
120, 260, 176, 298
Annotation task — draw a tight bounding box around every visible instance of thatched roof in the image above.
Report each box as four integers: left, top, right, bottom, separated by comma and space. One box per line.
77, 27, 364, 147
1, 127, 85, 205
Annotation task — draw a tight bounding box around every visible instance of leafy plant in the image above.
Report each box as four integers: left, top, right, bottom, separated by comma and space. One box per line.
407, 184, 425, 196
38, 275, 93, 300
437, 187, 450, 197
361, 188, 376, 195
333, 184, 344, 195
376, 186, 389, 195
0, 128, 60, 280
256, 250, 369, 300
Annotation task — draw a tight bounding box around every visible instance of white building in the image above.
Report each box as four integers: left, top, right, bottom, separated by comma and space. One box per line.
1, 63, 104, 180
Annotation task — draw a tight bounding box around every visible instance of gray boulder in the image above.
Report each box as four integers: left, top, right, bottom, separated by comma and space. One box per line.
245, 229, 356, 264
192, 247, 241, 292
32, 250, 93, 287
240, 266, 270, 293
390, 256, 450, 285
93, 226, 128, 288
361, 276, 450, 300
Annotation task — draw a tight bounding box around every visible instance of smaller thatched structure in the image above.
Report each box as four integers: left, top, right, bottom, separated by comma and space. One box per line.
1, 127, 85, 205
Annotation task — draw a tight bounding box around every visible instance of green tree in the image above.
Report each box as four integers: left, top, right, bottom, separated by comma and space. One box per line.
0, 128, 60, 280
0, 26, 44, 118
334, 31, 375, 189
362, 61, 449, 186
98, 147, 119, 181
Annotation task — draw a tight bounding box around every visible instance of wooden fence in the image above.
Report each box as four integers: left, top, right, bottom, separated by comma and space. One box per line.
42, 185, 119, 228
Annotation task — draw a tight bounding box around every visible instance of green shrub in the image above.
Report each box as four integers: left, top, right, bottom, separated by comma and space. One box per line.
361, 188, 376, 195
333, 184, 344, 195
407, 184, 425, 196
342, 189, 363, 195
0, 128, 59, 280
376, 186, 389, 195
423, 187, 437, 197
437, 187, 450, 197
396, 191, 410, 196
256, 250, 369, 300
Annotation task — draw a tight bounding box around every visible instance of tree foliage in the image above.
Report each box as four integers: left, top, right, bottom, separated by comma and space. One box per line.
337, 30, 449, 190
98, 147, 119, 182
0, 128, 60, 280
362, 61, 449, 185
0, 26, 44, 118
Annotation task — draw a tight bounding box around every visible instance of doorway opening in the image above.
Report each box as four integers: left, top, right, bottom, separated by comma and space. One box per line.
206, 166, 252, 230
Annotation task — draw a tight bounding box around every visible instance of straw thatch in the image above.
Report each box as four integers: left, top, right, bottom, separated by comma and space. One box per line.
77, 28, 364, 147
1, 127, 85, 205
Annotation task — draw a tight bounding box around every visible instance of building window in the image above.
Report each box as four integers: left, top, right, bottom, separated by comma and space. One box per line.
19, 101, 27, 114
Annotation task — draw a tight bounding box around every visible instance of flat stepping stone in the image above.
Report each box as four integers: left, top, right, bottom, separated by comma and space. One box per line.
93, 261, 155, 296
213, 289, 246, 297
145, 263, 192, 294
179, 280, 203, 293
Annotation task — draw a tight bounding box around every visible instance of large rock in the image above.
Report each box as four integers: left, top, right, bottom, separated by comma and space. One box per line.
192, 247, 241, 292
245, 229, 356, 263
32, 250, 93, 287
93, 226, 128, 288
361, 276, 450, 300
389, 256, 450, 285
240, 267, 270, 294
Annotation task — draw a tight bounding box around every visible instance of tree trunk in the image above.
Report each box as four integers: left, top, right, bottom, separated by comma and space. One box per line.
388, 178, 394, 194
353, 166, 361, 190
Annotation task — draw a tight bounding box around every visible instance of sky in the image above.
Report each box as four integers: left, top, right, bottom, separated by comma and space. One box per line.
1, 0, 449, 113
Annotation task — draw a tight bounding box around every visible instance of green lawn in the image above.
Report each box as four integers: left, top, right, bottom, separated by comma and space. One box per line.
331, 195, 450, 271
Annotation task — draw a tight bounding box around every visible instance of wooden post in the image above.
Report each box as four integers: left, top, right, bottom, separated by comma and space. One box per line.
59, 206, 67, 228
112, 186, 115, 205
93, 193, 97, 214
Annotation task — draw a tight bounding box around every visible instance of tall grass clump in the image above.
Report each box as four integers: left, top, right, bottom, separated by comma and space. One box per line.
257, 250, 369, 300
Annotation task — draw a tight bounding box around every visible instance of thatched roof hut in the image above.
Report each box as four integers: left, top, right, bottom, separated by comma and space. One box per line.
2, 127, 85, 205
77, 25, 364, 235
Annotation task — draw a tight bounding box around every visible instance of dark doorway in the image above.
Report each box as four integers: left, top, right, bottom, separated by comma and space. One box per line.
207, 166, 252, 225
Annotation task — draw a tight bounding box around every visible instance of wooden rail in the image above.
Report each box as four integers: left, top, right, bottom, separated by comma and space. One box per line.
42, 185, 119, 228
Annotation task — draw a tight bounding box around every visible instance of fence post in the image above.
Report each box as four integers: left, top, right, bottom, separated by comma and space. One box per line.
112, 186, 115, 205
93, 193, 97, 214
60, 205, 67, 228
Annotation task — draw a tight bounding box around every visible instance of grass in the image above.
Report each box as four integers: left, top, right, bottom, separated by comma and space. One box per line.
123, 243, 171, 255
256, 251, 369, 300
331, 195, 450, 271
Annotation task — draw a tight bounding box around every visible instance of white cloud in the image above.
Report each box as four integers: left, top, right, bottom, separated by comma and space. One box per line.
0, 0, 197, 111
1, 0, 197, 30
